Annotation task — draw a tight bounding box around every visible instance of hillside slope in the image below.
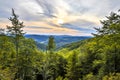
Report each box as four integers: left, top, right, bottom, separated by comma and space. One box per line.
25, 34, 91, 50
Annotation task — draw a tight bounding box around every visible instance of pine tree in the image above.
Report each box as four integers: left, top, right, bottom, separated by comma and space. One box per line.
7, 8, 25, 55
92, 10, 120, 36
92, 9, 120, 76
47, 36, 56, 52
66, 52, 80, 80
7, 8, 25, 80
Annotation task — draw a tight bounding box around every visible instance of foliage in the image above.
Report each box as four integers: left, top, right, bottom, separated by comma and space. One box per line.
103, 73, 120, 80
0, 9, 120, 80
47, 36, 56, 52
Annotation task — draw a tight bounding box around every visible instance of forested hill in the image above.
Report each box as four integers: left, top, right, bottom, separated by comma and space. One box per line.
25, 34, 91, 50
0, 9, 120, 80
59, 39, 89, 50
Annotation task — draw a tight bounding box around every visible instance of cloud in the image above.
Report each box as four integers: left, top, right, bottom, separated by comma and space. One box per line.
65, 0, 120, 17
0, 0, 120, 36
26, 26, 52, 29
62, 23, 94, 31
35, 0, 58, 18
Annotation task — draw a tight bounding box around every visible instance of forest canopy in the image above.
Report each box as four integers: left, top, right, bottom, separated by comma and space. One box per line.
0, 9, 120, 80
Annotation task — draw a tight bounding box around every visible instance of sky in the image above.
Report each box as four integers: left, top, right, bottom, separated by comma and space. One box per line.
0, 0, 120, 36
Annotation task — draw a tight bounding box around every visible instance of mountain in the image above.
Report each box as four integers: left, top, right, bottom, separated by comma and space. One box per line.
59, 39, 89, 50
25, 34, 92, 50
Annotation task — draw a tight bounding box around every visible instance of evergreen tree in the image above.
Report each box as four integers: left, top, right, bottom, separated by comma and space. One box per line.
7, 8, 25, 55
47, 36, 56, 52
7, 8, 25, 80
91, 9, 120, 78
66, 52, 80, 80
93, 10, 120, 36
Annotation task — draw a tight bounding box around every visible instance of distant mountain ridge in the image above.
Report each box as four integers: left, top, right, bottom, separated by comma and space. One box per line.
25, 34, 92, 50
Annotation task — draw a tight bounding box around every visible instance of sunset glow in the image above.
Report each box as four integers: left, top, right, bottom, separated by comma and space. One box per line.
0, 0, 120, 36
57, 19, 64, 24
